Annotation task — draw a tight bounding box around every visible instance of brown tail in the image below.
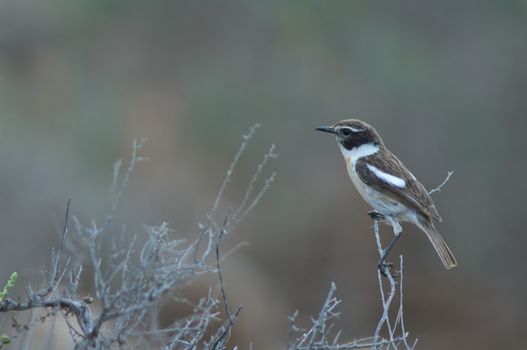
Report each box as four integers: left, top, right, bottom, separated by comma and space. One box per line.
417, 219, 457, 269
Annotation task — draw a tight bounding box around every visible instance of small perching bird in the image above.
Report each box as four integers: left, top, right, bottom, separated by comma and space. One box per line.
316, 119, 457, 274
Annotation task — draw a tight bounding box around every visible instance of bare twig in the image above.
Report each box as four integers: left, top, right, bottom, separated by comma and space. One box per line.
210, 124, 260, 216
428, 171, 453, 195
0, 127, 277, 349
372, 220, 399, 349
287, 283, 411, 350
106, 137, 148, 226
208, 217, 243, 350
368, 210, 419, 350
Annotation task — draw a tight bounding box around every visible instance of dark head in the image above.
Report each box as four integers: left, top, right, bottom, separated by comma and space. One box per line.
316, 119, 383, 150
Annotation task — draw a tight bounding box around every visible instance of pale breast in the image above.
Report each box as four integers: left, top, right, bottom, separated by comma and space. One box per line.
345, 157, 370, 201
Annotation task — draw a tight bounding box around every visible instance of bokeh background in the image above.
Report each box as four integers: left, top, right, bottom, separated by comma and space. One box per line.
1, 1, 527, 349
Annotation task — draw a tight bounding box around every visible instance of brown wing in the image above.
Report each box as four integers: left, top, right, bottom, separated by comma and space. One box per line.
355, 150, 442, 223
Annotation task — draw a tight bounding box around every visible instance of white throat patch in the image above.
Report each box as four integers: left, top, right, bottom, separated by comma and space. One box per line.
339, 143, 380, 166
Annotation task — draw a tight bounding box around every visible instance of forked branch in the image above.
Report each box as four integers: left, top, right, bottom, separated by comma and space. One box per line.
0, 127, 276, 350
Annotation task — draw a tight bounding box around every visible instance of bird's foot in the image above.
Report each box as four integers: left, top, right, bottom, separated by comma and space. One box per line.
378, 261, 399, 279
368, 210, 386, 221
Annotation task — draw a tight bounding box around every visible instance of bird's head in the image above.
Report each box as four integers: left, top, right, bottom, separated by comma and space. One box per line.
316, 119, 383, 151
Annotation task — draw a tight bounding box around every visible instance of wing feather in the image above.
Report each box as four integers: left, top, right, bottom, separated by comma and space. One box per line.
355, 150, 441, 222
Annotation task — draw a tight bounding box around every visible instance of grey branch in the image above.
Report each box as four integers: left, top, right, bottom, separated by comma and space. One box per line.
428, 171, 453, 195
286, 282, 412, 350
0, 127, 276, 349
285, 221, 416, 349
371, 220, 416, 350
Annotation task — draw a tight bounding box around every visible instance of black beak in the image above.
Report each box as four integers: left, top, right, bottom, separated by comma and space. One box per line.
316, 126, 336, 135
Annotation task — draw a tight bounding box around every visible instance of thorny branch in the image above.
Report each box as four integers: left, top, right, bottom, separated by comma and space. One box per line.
0, 126, 276, 349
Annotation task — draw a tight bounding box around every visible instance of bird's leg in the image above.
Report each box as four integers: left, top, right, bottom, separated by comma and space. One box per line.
371, 213, 402, 278
377, 232, 401, 278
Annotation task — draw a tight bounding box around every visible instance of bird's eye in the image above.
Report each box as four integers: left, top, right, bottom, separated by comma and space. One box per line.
341, 128, 352, 136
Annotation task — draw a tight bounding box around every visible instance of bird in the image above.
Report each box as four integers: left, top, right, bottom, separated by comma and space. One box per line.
316, 119, 457, 274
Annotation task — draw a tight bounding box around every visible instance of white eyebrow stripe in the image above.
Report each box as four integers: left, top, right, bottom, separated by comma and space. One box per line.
339, 126, 364, 132
366, 164, 406, 188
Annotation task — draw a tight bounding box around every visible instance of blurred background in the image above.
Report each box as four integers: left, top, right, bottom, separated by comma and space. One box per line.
1, 0, 526, 348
